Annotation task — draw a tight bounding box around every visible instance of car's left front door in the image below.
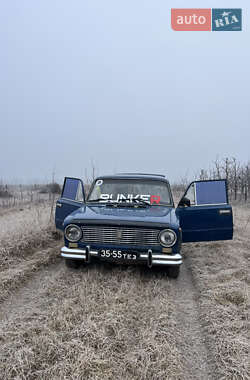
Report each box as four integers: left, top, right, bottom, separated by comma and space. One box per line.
55, 177, 85, 230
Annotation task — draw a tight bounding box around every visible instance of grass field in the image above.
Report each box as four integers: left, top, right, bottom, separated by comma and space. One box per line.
0, 199, 249, 379
185, 204, 250, 380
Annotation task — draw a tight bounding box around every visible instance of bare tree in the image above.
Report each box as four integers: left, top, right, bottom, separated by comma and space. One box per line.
195, 156, 250, 202
214, 157, 222, 179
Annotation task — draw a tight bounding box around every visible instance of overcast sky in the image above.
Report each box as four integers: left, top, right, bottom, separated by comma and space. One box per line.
0, 0, 249, 184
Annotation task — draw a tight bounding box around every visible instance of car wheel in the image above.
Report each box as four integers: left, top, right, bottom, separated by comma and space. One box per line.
167, 266, 180, 279
65, 259, 81, 269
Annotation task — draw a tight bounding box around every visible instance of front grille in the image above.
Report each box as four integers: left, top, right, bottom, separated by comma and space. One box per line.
81, 226, 160, 246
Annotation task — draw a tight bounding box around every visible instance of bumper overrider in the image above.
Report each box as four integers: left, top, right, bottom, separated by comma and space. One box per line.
61, 246, 182, 267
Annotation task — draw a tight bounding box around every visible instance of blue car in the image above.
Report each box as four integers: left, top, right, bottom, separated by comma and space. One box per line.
55, 173, 233, 278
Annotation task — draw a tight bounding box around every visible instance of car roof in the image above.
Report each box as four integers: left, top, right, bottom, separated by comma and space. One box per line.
95, 173, 170, 183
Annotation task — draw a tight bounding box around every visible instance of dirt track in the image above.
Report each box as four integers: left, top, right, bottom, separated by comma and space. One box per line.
0, 246, 216, 380
170, 258, 214, 380
0, 204, 249, 379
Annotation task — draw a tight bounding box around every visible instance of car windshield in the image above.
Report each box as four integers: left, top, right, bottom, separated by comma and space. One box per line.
87, 178, 172, 206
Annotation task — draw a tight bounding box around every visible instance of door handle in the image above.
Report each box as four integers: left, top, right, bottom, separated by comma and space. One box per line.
219, 209, 231, 214
56, 203, 62, 208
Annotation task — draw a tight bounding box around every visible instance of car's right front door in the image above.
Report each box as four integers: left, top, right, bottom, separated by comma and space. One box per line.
176, 180, 233, 243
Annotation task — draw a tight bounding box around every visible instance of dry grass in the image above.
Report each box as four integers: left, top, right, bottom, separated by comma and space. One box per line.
0, 201, 184, 379
0, 265, 184, 380
0, 199, 249, 379
185, 204, 250, 380
0, 188, 52, 209
0, 203, 57, 270
0, 202, 61, 301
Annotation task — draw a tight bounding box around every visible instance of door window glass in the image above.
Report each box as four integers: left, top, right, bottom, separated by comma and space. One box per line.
62, 178, 84, 201
76, 182, 84, 201
185, 183, 196, 205
196, 181, 227, 205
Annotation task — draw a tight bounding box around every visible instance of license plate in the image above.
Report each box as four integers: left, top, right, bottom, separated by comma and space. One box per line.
99, 249, 137, 261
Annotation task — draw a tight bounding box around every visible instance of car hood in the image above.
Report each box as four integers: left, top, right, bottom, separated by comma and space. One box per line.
65, 204, 179, 229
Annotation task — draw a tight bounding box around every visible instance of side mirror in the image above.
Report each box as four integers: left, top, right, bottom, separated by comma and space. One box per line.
178, 196, 191, 207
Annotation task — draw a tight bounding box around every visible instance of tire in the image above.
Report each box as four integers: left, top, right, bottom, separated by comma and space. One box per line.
65, 259, 81, 269
167, 266, 180, 279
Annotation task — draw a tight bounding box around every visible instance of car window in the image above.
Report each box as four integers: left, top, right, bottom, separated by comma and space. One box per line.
88, 179, 172, 205
196, 181, 227, 205
184, 183, 196, 205
62, 178, 84, 202
182, 180, 228, 206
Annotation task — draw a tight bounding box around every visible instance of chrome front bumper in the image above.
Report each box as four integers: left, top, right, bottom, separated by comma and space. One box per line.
61, 246, 182, 267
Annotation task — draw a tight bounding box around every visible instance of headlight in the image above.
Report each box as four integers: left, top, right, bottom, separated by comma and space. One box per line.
159, 229, 177, 247
65, 224, 82, 242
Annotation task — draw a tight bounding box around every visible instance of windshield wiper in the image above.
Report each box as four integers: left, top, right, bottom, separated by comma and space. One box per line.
132, 198, 151, 206
87, 198, 139, 207
106, 198, 150, 207
87, 198, 110, 203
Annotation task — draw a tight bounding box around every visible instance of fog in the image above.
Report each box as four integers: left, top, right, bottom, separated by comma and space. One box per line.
0, 0, 249, 184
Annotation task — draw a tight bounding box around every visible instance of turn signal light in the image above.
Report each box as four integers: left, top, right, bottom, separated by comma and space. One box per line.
162, 247, 172, 253
69, 243, 78, 248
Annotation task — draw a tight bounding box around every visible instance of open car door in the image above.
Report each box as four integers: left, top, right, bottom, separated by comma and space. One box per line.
55, 177, 85, 231
176, 180, 233, 243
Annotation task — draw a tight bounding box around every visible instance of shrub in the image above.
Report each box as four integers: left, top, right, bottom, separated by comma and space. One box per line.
39, 183, 61, 194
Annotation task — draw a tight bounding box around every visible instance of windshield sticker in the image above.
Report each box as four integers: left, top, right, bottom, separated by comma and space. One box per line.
150, 195, 161, 204
96, 179, 103, 186
99, 194, 161, 204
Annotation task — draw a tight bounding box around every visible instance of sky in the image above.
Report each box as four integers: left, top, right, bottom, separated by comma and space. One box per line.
0, 0, 249, 184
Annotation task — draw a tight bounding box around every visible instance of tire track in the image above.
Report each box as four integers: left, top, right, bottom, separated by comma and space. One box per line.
0, 248, 215, 380
0, 260, 64, 321
0, 242, 62, 304
169, 257, 215, 380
